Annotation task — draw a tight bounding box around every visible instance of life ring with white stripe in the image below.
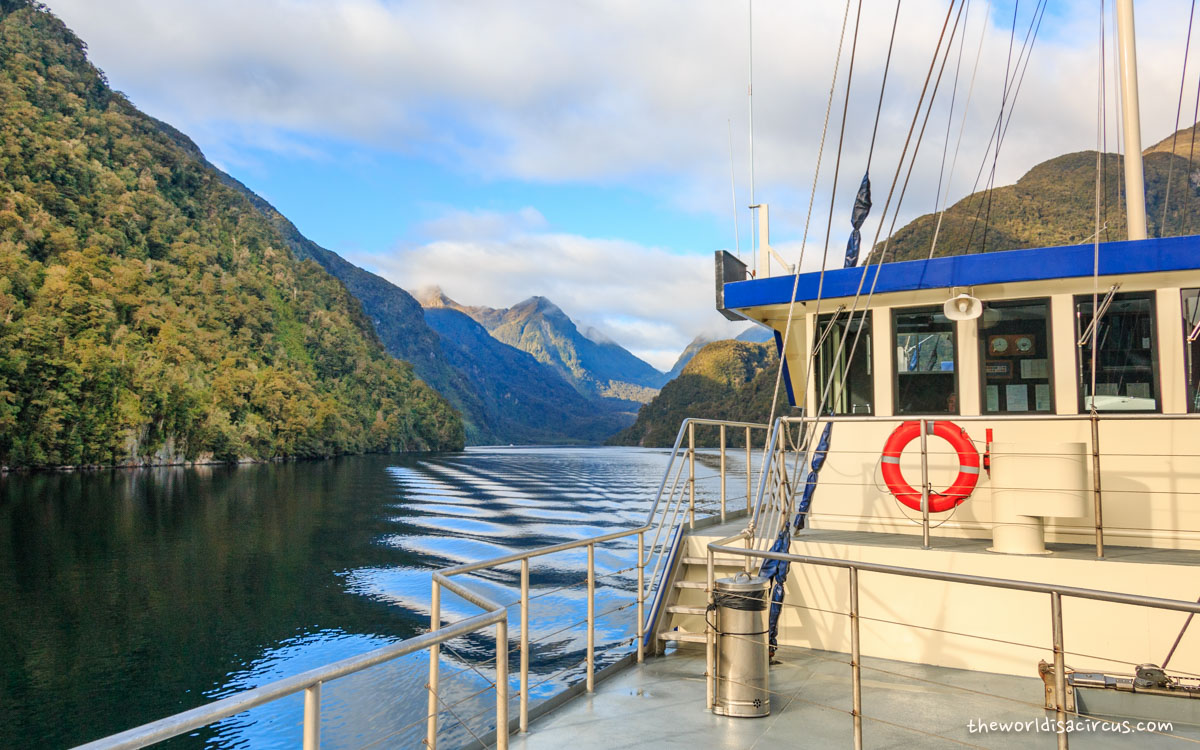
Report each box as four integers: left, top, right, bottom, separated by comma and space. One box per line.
880, 420, 980, 513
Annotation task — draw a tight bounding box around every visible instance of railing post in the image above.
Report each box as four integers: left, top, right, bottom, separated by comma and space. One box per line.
303, 682, 320, 750
706, 546, 716, 711
1051, 592, 1069, 750
919, 419, 931, 550
587, 543, 595, 692
720, 424, 727, 523
746, 426, 752, 511
637, 531, 645, 663
519, 558, 530, 733
496, 617, 509, 750
1091, 414, 1104, 558
688, 422, 696, 529
849, 568, 862, 750
425, 580, 440, 749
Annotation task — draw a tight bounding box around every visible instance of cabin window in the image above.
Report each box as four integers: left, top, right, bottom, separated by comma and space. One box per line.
1075, 292, 1160, 412
978, 298, 1054, 413
894, 305, 958, 415
1183, 289, 1200, 412
815, 310, 873, 415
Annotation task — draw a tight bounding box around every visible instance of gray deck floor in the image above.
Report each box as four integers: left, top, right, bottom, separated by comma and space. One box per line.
511, 649, 1200, 749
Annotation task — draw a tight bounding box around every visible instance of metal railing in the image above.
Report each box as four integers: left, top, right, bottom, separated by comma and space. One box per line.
72, 607, 507, 750
705, 532, 1200, 750
74, 416, 774, 750
735, 411, 1200, 568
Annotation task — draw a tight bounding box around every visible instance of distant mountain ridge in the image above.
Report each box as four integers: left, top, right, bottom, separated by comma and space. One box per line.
418, 287, 666, 405
422, 306, 634, 444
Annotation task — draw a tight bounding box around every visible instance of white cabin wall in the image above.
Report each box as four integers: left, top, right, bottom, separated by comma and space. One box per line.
1049, 293, 1079, 415
872, 307, 894, 417
1157, 287, 1186, 414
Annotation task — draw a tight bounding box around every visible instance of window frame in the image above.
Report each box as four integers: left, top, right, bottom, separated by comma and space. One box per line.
1073, 290, 1161, 414
814, 309, 874, 416
1182, 288, 1200, 413
892, 303, 960, 416
976, 297, 1056, 415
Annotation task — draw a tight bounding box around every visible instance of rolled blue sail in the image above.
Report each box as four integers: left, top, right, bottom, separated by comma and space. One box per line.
764, 169, 870, 655
843, 172, 872, 267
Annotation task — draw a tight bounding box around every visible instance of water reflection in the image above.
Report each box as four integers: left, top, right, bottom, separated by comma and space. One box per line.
0, 447, 748, 748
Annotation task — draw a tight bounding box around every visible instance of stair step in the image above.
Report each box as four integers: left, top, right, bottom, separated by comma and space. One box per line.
657, 630, 708, 644
674, 581, 708, 590
666, 605, 708, 616
681, 556, 745, 567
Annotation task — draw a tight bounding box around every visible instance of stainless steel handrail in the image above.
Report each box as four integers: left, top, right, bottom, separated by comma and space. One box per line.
706, 537, 1200, 750
76, 416, 774, 750
72, 608, 506, 750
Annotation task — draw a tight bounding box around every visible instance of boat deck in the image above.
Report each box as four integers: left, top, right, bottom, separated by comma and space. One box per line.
512, 649, 1199, 749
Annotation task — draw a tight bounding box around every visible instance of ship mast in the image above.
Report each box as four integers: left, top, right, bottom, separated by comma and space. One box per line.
1115, 0, 1148, 240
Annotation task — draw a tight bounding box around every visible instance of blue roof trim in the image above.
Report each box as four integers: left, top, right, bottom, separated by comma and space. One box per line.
723, 235, 1200, 309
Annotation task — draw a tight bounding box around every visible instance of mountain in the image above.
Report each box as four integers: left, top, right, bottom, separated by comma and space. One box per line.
879, 124, 1200, 261
197, 172, 498, 444
663, 335, 714, 383
0, 1, 463, 467
609, 341, 781, 447
419, 288, 666, 404
423, 307, 633, 444
660, 325, 775, 385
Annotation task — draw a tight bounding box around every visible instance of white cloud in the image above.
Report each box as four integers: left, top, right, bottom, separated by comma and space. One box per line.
38, 0, 1199, 362
347, 210, 751, 370
44, 0, 1195, 242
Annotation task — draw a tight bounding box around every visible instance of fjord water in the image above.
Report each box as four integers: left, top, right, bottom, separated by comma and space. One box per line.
0, 447, 743, 749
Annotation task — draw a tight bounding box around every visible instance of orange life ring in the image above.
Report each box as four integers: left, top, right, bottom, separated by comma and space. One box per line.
880, 420, 980, 513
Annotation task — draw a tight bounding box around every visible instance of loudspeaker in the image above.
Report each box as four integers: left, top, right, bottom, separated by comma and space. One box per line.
944, 292, 983, 321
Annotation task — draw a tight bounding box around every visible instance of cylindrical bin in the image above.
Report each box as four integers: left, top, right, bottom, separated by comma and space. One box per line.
712, 572, 770, 717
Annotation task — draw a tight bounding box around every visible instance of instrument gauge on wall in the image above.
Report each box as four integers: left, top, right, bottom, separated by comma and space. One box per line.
991, 337, 1009, 353
1016, 336, 1033, 353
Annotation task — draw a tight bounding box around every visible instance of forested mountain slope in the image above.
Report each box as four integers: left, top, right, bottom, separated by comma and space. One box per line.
880, 124, 1200, 261
609, 340, 780, 447
0, 0, 463, 467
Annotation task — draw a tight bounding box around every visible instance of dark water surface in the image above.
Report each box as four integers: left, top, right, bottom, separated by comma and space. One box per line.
0, 447, 709, 749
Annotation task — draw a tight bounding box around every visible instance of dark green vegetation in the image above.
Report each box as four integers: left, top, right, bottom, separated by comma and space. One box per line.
610, 340, 782, 447
216, 175, 495, 442
423, 307, 634, 443
880, 125, 1200, 261
421, 288, 666, 406
0, 1, 463, 467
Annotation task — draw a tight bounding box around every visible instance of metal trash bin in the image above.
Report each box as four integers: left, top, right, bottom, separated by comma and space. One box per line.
712, 572, 770, 717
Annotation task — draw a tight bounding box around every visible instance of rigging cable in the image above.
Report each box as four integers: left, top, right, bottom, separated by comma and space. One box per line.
1162, 0, 1198, 237
761, 0, 855, 445
929, 0, 992, 259
728, 119, 742, 257
1092, 0, 1105, 418
928, 0, 972, 260
789, 0, 966, 537
964, 0, 1048, 255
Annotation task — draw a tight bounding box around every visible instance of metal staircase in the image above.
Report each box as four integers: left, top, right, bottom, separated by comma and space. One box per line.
645, 417, 807, 650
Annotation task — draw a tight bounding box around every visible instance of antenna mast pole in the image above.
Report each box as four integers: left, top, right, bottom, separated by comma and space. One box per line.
1115, 0, 1148, 240
748, 0, 757, 273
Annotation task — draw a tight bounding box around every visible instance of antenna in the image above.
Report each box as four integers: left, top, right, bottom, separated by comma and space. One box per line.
747, 0, 757, 275
727, 120, 741, 257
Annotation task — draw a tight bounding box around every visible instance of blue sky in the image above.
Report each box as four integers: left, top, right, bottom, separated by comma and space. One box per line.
43, 0, 1195, 369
